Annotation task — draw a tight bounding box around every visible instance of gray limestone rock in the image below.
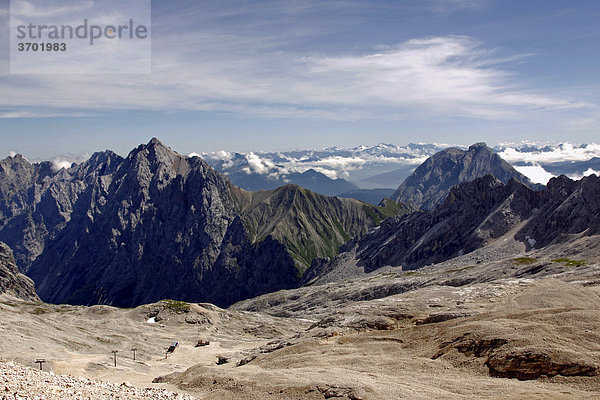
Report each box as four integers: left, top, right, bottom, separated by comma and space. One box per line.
391, 143, 543, 210
0, 242, 39, 301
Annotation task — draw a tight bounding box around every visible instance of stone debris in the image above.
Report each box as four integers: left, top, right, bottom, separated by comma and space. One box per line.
0, 360, 197, 400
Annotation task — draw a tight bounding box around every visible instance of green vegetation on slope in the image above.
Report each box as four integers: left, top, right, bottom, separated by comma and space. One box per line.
233, 185, 412, 274
160, 299, 191, 313
552, 258, 587, 267
512, 257, 538, 265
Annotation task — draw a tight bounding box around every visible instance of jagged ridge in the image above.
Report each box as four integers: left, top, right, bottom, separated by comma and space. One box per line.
313, 173, 599, 277
1, 139, 407, 307
233, 185, 411, 269
0, 150, 123, 270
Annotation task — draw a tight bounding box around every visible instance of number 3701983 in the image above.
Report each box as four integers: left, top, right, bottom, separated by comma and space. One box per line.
18, 42, 67, 52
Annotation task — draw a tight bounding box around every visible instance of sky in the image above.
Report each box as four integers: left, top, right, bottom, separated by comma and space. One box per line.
0, 0, 599, 159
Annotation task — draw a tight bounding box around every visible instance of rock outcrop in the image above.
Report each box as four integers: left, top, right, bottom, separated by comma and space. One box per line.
486, 350, 598, 380
517, 174, 600, 248
391, 143, 542, 209
340, 175, 540, 273
0, 242, 38, 301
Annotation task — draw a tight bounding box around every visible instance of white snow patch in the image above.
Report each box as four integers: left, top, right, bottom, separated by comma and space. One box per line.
146, 317, 156, 324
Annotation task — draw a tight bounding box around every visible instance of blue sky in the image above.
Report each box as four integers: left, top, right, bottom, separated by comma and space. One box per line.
0, 0, 599, 159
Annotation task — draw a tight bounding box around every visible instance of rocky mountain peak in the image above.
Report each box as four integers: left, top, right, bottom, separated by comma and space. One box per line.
6, 153, 27, 162
312, 171, 598, 281
131, 137, 178, 162
1, 153, 31, 174
468, 142, 489, 151
391, 143, 542, 209
67, 150, 123, 182
443, 174, 503, 209
114, 138, 198, 194
87, 150, 121, 167
546, 174, 577, 196
8, 138, 409, 308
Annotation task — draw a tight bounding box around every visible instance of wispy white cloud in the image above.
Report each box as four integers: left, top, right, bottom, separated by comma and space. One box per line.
583, 168, 599, 177
0, 1, 593, 122
10, 0, 93, 18
296, 36, 586, 118
51, 158, 75, 171
427, 0, 488, 14
0, 110, 97, 118
48, 153, 91, 171
0, 36, 587, 121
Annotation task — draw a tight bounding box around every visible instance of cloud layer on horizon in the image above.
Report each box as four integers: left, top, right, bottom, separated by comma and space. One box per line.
5, 140, 599, 186
497, 142, 600, 164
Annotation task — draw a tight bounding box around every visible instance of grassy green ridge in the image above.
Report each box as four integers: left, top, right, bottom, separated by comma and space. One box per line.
232, 185, 412, 273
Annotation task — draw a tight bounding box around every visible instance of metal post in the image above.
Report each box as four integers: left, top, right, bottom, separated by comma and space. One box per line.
111, 350, 118, 367
131, 348, 137, 361
35, 359, 46, 371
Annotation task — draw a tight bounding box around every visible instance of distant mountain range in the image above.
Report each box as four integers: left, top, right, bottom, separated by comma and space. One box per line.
30, 142, 599, 205
523, 157, 600, 178
199, 142, 600, 203
336, 188, 396, 205
0, 139, 407, 307
200, 143, 446, 193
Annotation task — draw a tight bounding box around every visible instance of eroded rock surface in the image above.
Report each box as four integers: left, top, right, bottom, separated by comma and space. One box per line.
0, 242, 38, 301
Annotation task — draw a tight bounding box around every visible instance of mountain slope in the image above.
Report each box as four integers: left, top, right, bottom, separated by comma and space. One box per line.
310, 174, 599, 281
356, 165, 417, 189
336, 188, 396, 205
0, 242, 38, 301
517, 174, 600, 247
232, 185, 411, 269
392, 143, 543, 209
